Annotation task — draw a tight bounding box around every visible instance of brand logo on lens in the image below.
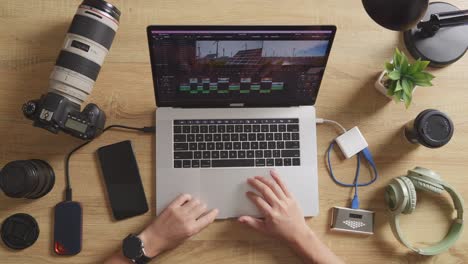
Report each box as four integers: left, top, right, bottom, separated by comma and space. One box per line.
22, 0, 121, 140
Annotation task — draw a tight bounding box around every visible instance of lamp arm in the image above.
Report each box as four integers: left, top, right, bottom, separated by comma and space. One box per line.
417, 9, 468, 37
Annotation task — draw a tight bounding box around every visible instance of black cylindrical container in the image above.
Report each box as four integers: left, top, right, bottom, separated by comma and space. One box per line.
404, 109, 454, 148
0, 160, 55, 199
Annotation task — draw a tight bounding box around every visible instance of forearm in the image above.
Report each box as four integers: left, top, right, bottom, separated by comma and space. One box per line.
289, 230, 344, 264
104, 251, 132, 264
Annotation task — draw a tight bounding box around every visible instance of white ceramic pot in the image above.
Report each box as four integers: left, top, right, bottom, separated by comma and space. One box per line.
375, 71, 393, 99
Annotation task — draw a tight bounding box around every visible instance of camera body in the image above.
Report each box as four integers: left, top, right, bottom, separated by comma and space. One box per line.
23, 92, 105, 140
22, 0, 120, 140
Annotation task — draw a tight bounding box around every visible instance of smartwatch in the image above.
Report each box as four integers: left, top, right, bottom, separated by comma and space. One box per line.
122, 234, 152, 263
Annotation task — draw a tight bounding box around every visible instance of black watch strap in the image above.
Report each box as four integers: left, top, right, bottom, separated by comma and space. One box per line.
134, 255, 151, 264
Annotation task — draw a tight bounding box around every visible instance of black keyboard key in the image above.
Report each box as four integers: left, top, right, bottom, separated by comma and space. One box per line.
266, 133, 274, 141
212, 151, 220, 159
264, 150, 272, 158
222, 134, 230, 141
287, 124, 299, 132
174, 134, 186, 142
214, 134, 222, 141
191, 126, 199, 133
242, 142, 250, 149
194, 151, 202, 159
281, 150, 300, 157
231, 134, 239, 141
253, 125, 260, 132
203, 151, 211, 159
277, 141, 285, 149
227, 125, 234, 133
238, 151, 246, 158
198, 143, 206, 150
229, 151, 237, 158
240, 134, 248, 141
261, 125, 269, 132
244, 125, 252, 132
174, 152, 193, 159
270, 125, 278, 132
183, 160, 191, 168
200, 126, 208, 133
251, 142, 259, 149
216, 142, 224, 150
247, 151, 255, 158
273, 150, 281, 157
183, 126, 191, 133
293, 158, 301, 166
174, 126, 182, 133
192, 160, 200, 168
235, 125, 243, 132
255, 159, 266, 166
248, 133, 256, 141
174, 143, 188, 151
268, 142, 276, 149
174, 160, 182, 168
196, 134, 204, 142
286, 141, 300, 149
209, 125, 217, 133
212, 159, 255, 167
234, 142, 241, 150
207, 142, 215, 150
255, 150, 263, 158
220, 151, 228, 158
260, 142, 268, 149
257, 133, 265, 141
292, 133, 300, 140
266, 159, 274, 166
205, 134, 213, 141
189, 143, 197, 150
218, 125, 226, 133
225, 142, 233, 150
275, 158, 283, 166
279, 125, 286, 132
284, 158, 292, 166
274, 133, 282, 140
201, 160, 211, 168
283, 133, 291, 141
187, 134, 195, 142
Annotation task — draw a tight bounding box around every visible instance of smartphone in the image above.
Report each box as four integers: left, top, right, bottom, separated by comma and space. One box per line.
97, 140, 148, 220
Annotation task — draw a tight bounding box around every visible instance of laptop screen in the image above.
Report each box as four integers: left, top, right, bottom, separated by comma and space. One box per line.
147, 26, 336, 107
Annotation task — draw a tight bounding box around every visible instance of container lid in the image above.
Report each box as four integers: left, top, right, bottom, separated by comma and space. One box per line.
415, 109, 454, 148
1, 213, 39, 250
0, 161, 30, 198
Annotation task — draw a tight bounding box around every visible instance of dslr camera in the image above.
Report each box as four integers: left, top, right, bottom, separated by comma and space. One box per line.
23, 0, 121, 140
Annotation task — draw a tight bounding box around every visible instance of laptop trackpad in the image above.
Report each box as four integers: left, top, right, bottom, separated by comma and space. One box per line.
199, 168, 272, 219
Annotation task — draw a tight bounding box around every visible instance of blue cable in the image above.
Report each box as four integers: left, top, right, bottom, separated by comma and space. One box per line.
326, 142, 378, 209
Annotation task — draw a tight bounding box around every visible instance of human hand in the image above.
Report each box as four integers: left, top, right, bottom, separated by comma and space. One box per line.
138, 194, 218, 257
238, 170, 310, 244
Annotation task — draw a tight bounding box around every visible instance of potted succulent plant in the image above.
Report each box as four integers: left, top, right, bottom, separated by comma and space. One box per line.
375, 48, 435, 108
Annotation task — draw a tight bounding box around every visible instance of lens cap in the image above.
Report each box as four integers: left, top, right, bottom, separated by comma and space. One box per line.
1, 213, 39, 250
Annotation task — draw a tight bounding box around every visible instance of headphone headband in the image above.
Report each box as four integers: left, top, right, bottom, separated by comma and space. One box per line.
387, 168, 464, 255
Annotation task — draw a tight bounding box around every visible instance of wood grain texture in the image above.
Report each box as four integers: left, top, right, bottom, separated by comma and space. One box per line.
1, 0, 467, 263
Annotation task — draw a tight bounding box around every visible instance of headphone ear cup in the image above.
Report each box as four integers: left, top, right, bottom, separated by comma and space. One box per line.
400, 177, 417, 214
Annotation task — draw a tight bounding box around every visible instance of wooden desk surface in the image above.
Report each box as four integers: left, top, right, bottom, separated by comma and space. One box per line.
1, 0, 467, 263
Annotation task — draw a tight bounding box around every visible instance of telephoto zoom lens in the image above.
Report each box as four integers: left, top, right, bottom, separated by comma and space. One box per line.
0, 160, 55, 199
50, 0, 120, 105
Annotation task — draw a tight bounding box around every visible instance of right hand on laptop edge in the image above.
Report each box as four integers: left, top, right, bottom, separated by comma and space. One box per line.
239, 170, 344, 264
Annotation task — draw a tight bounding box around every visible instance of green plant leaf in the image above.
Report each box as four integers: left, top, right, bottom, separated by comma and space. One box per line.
399, 52, 409, 73
393, 48, 401, 67
394, 90, 403, 103
385, 62, 394, 72
413, 72, 434, 86
416, 60, 430, 72
388, 70, 401, 80
387, 86, 395, 96
402, 91, 412, 108
394, 80, 403, 91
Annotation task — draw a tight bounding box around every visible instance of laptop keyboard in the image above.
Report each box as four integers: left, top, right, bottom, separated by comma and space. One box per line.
173, 119, 301, 168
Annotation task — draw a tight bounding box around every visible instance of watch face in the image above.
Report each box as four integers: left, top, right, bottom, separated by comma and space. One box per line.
123, 235, 143, 260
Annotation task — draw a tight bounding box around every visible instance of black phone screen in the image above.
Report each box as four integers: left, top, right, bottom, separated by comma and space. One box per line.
97, 140, 148, 220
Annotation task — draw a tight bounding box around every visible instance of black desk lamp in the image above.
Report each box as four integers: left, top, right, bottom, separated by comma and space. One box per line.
362, 0, 468, 67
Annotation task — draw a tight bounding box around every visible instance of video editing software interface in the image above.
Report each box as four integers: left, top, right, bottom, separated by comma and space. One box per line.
149, 28, 335, 106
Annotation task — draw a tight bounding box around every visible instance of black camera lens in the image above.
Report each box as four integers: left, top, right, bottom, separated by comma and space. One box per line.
0, 160, 55, 199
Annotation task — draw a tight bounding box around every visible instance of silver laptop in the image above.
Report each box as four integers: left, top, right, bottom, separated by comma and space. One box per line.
147, 26, 336, 219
